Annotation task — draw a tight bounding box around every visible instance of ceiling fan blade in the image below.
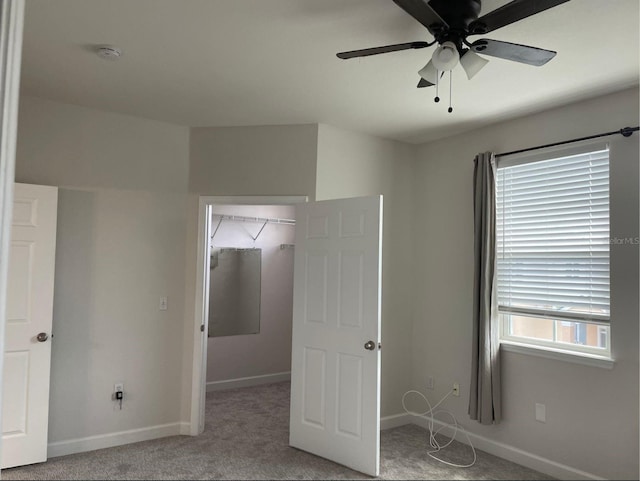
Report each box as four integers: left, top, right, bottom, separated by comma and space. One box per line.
337, 41, 431, 59
470, 39, 557, 66
393, 0, 448, 36
468, 0, 570, 35
460, 50, 489, 80
417, 78, 434, 88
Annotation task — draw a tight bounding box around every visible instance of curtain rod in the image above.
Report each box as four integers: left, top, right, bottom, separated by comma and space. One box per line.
495, 126, 639, 158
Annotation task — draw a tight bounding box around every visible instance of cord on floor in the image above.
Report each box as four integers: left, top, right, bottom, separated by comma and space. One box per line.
401, 389, 477, 468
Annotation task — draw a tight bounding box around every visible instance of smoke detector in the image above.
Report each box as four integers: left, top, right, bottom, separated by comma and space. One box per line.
95, 45, 123, 61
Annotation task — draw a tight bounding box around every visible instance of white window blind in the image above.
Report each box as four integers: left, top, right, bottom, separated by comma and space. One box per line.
496, 144, 610, 324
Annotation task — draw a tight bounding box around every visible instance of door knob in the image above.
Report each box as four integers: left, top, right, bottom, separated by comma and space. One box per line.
364, 340, 375, 351
36, 332, 49, 342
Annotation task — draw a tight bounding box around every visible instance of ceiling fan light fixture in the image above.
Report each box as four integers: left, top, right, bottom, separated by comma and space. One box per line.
418, 60, 437, 84
460, 50, 489, 79
431, 41, 459, 71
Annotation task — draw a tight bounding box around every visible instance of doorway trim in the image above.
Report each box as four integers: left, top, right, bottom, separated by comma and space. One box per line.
189, 195, 307, 435
0, 0, 25, 460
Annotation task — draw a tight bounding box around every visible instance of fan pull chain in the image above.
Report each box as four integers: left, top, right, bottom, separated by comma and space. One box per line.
448, 70, 453, 113
434, 70, 440, 103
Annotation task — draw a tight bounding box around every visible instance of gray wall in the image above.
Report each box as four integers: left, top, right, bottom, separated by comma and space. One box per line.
411, 87, 639, 480
14, 88, 639, 479
180, 124, 318, 420
182, 122, 417, 419
15, 96, 189, 442
316, 124, 415, 417
189, 125, 318, 198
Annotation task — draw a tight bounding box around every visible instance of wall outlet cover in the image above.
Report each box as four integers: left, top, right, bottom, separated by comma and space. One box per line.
426, 377, 434, 390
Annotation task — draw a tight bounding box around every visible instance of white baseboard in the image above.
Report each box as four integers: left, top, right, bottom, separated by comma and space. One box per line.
48, 422, 185, 459
45, 405, 601, 480
380, 413, 412, 431
179, 422, 191, 435
206, 371, 291, 392
381, 414, 603, 481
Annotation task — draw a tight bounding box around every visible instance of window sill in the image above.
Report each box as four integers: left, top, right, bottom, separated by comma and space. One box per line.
500, 341, 615, 370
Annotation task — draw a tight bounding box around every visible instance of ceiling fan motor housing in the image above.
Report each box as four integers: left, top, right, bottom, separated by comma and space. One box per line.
430, 0, 482, 28
429, 0, 483, 52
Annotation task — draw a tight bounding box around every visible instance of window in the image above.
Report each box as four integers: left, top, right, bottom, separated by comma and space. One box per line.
496, 142, 610, 356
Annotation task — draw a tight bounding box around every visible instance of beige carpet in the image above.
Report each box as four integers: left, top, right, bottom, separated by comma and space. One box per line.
3, 382, 551, 480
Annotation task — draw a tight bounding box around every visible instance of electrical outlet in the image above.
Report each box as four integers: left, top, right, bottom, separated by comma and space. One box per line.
452, 382, 460, 397
426, 376, 434, 390
535, 403, 546, 423
113, 383, 125, 411
159, 296, 168, 311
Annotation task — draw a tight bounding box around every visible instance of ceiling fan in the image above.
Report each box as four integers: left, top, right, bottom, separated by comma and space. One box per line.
337, 0, 570, 111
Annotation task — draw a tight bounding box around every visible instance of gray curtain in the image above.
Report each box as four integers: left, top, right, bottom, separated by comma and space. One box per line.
469, 152, 501, 425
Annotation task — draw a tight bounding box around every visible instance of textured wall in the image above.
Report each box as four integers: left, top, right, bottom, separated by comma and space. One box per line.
15, 96, 189, 442
411, 87, 639, 480
181, 125, 318, 420
316, 123, 416, 417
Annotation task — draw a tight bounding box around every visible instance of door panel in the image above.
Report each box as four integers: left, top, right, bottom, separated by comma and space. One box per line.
338, 251, 364, 328
289, 195, 382, 477
304, 253, 328, 324
6, 241, 32, 322
302, 347, 326, 427
2, 352, 29, 435
336, 353, 362, 438
2, 183, 58, 469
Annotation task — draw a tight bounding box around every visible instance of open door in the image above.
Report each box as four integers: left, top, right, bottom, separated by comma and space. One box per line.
289, 195, 382, 476
2, 183, 58, 468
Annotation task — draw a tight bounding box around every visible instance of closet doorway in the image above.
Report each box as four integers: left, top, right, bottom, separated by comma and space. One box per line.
207, 203, 295, 389
190, 194, 383, 476
190, 196, 307, 434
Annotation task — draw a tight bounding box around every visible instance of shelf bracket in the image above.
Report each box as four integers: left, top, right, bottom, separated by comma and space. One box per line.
252, 220, 269, 241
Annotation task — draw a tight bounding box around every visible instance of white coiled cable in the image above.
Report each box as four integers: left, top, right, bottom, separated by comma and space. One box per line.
401, 389, 477, 468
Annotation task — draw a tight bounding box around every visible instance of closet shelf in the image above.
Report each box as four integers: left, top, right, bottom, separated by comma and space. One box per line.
211, 214, 296, 242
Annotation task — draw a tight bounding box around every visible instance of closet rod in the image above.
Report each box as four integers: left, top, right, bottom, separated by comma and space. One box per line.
211, 214, 295, 227
495, 126, 639, 158
210, 214, 296, 242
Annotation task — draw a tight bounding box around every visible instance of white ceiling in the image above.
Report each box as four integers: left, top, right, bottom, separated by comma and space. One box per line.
20, 0, 639, 144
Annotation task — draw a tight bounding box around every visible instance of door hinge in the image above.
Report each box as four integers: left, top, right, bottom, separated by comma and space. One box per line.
200, 324, 205, 332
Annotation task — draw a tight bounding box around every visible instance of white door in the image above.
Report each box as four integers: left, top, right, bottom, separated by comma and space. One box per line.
289, 195, 382, 476
2, 183, 58, 469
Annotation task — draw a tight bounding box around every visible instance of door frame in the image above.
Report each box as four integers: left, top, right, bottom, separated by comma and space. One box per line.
0, 0, 25, 462
189, 195, 307, 435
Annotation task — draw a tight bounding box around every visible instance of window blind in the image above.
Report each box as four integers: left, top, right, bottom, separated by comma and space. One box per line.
496, 146, 610, 324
